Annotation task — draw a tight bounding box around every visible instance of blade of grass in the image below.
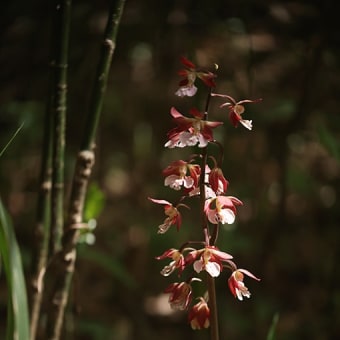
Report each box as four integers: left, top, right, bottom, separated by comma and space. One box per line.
0, 122, 24, 158
266, 313, 279, 340
0, 198, 30, 340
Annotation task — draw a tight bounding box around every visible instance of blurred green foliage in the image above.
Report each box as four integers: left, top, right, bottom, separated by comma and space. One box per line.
84, 182, 105, 222
0, 199, 30, 340
0, 0, 340, 339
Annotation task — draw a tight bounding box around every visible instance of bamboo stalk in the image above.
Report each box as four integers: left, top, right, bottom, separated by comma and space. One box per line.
45, 1, 126, 338
29, 88, 53, 339
50, 0, 72, 255
30, 0, 69, 337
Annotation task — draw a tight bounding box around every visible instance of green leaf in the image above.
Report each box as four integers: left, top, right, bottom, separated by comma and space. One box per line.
266, 313, 279, 340
317, 123, 340, 160
0, 198, 30, 340
84, 182, 105, 221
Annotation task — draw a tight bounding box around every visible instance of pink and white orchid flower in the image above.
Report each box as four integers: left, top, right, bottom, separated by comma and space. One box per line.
186, 246, 233, 278
148, 198, 188, 233
165, 107, 223, 148
156, 248, 186, 276
164, 281, 195, 311
208, 166, 229, 194
175, 56, 216, 97
188, 297, 211, 330
212, 93, 262, 130
162, 160, 200, 191
204, 195, 243, 225
228, 269, 260, 301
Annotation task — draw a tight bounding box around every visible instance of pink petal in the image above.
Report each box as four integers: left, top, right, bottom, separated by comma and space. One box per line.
239, 119, 253, 130
164, 175, 182, 189
207, 210, 219, 224
175, 85, 197, 97
170, 107, 184, 119
217, 195, 243, 207
205, 261, 221, 277
211, 93, 233, 99
193, 260, 204, 274
158, 222, 172, 234
229, 110, 241, 127
238, 269, 261, 281
180, 56, 196, 69
237, 98, 262, 105
189, 107, 204, 119
183, 176, 194, 188
155, 248, 177, 260
197, 134, 209, 148
205, 120, 224, 128
219, 208, 236, 224
209, 247, 233, 260
148, 197, 171, 206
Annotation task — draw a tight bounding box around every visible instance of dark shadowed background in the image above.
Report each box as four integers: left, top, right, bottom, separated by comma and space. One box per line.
0, 0, 339, 339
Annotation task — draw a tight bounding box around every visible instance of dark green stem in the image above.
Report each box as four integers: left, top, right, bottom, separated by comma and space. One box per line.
207, 274, 219, 340
210, 224, 219, 246
45, 1, 126, 338
30, 71, 53, 339
200, 145, 209, 244
200, 89, 213, 244
30, 0, 70, 338
50, 0, 72, 255
81, 0, 125, 151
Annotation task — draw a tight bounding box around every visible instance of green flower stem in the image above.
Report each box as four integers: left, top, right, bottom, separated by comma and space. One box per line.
210, 224, 219, 246
199, 144, 210, 244
200, 89, 213, 244
200, 89, 220, 340
45, 1, 126, 338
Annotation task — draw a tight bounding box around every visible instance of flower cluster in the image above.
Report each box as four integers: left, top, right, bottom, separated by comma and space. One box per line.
149, 56, 261, 330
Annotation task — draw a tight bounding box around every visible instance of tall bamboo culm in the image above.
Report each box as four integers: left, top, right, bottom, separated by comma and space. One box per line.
30, 0, 71, 338
45, 0, 126, 338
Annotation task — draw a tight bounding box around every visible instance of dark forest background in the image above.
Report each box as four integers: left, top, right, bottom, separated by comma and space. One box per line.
0, 0, 340, 339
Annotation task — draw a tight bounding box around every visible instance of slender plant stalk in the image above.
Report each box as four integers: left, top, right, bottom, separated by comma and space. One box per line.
29, 84, 53, 339
81, 0, 126, 151
30, 0, 68, 337
207, 274, 219, 340
199, 89, 220, 340
45, 1, 126, 338
50, 0, 72, 255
